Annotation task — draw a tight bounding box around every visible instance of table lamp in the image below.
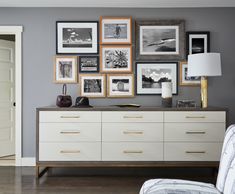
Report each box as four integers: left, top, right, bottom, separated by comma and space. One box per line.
188, 53, 222, 108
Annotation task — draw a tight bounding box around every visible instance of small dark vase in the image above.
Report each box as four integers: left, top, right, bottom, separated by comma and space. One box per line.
56, 84, 72, 107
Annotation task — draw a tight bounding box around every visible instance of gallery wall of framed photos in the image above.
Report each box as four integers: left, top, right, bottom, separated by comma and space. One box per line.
53, 16, 210, 98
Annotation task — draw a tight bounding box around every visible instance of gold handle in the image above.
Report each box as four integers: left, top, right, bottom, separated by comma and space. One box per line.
185, 151, 206, 154
60, 131, 80, 134
123, 131, 143, 135
123, 116, 143, 119
60, 116, 80, 119
185, 116, 206, 119
123, 150, 143, 154
186, 131, 206, 134
60, 150, 80, 154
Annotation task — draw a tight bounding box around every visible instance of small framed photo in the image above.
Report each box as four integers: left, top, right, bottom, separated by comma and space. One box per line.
179, 61, 200, 86
136, 20, 185, 61
79, 56, 99, 73
186, 31, 210, 56
79, 74, 106, 98
100, 45, 132, 73
107, 74, 134, 98
56, 21, 98, 54
100, 16, 132, 44
54, 56, 77, 83
136, 62, 178, 95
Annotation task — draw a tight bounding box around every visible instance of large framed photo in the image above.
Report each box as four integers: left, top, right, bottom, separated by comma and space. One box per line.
179, 61, 200, 86
107, 74, 134, 98
136, 62, 178, 95
54, 56, 77, 83
56, 21, 98, 54
186, 31, 210, 56
136, 20, 185, 61
79, 74, 106, 98
100, 16, 132, 44
100, 45, 132, 73
79, 56, 99, 73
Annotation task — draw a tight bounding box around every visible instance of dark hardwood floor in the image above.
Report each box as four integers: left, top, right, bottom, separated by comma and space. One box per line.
0, 167, 217, 194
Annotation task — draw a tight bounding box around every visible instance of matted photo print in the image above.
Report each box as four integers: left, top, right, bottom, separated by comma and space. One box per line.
79, 56, 99, 73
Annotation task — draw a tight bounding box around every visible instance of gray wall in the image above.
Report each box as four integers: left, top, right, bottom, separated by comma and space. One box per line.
0, 8, 234, 157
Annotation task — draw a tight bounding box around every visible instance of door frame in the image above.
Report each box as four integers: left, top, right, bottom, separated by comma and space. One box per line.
0, 26, 23, 166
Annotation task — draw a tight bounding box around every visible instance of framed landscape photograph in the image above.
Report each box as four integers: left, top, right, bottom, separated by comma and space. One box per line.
135, 20, 185, 60
56, 21, 98, 54
186, 31, 210, 56
54, 56, 77, 83
136, 62, 178, 95
100, 17, 132, 44
79, 56, 99, 73
100, 45, 132, 73
79, 74, 106, 97
107, 74, 134, 98
179, 61, 200, 86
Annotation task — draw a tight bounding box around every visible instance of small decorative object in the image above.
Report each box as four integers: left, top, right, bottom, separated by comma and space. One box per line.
135, 20, 185, 61
179, 61, 200, 86
79, 56, 99, 73
136, 62, 178, 95
56, 21, 98, 54
188, 53, 222, 108
73, 96, 93, 108
100, 45, 132, 73
100, 16, 132, 44
176, 100, 197, 108
79, 74, 106, 98
56, 84, 72, 107
161, 81, 172, 107
54, 56, 77, 83
107, 74, 134, 98
186, 31, 210, 56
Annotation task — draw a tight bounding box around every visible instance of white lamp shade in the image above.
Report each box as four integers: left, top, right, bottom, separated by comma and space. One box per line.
188, 53, 222, 77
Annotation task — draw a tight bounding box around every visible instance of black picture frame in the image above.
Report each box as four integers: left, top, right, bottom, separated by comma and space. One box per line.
56, 21, 99, 55
79, 56, 99, 73
135, 62, 178, 95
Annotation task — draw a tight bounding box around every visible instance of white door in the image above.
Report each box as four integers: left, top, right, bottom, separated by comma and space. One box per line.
0, 39, 15, 157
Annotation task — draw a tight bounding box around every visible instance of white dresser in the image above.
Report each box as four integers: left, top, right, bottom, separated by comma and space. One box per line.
36, 107, 227, 178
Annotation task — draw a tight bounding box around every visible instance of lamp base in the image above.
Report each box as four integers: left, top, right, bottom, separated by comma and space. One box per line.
201, 76, 208, 108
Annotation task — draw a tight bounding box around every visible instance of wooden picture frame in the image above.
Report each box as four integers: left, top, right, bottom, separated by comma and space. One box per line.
79, 56, 99, 73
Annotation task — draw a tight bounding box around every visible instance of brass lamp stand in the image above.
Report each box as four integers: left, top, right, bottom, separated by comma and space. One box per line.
201, 76, 208, 108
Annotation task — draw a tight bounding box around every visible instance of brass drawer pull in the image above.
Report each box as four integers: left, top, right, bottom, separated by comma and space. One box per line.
123, 116, 143, 119
186, 131, 206, 134
60, 116, 80, 119
60, 131, 80, 134
123, 150, 143, 154
185, 151, 206, 154
123, 131, 143, 135
185, 116, 206, 119
60, 150, 80, 154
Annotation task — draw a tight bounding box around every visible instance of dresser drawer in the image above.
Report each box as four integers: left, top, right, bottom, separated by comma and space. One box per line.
164, 123, 225, 142
102, 142, 163, 161
164, 143, 223, 161
39, 111, 101, 123
39, 123, 101, 142
102, 111, 163, 123
102, 123, 163, 142
164, 111, 226, 123
39, 142, 101, 161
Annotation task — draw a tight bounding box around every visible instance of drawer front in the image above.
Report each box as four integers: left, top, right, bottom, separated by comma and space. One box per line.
39, 143, 101, 161
164, 123, 225, 142
39, 123, 101, 142
164, 143, 223, 161
102, 111, 163, 123
102, 142, 163, 161
164, 111, 226, 123
39, 111, 101, 123
102, 123, 163, 142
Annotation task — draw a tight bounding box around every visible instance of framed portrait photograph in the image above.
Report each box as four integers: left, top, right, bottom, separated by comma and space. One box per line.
135, 20, 185, 61
186, 31, 210, 56
54, 56, 77, 83
56, 21, 98, 54
136, 62, 178, 95
100, 16, 132, 44
107, 74, 134, 98
79, 56, 99, 73
100, 45, 132, 73
179, 61, 200, 86
79, 74, 106, 98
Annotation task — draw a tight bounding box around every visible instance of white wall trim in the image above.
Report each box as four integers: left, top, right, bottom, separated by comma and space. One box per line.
21, 157, 36, 166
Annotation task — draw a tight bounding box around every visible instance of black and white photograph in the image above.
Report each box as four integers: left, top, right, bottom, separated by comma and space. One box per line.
186, 31, 210, 56
180, 61, 200, 86
136, 20, 185, 60
107, 74, 134, 97
56, 21, 98, 54
136, 62, 177, 95
100, 17, 132, 44
80, 74, 106, 97
100, 45, 132, 73
54, 56, 77, 83
79, 56, 99, 73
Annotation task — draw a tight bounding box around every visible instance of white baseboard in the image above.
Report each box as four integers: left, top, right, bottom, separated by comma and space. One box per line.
21, 157, 36, 166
